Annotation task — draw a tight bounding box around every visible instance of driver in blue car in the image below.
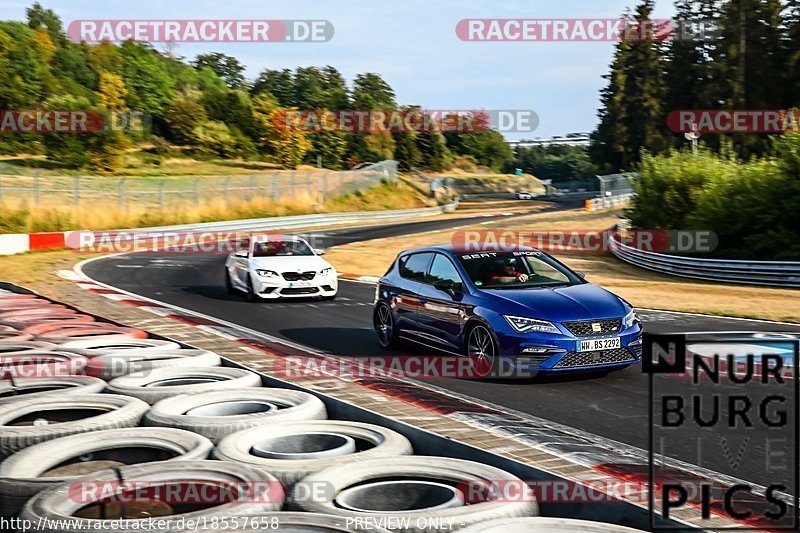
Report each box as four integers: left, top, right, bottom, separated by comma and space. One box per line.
488, 260, 529, 284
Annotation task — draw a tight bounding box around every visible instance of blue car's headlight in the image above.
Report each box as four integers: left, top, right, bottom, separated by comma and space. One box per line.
623, 308, 641, 328
504, 315, 560, 334
256, 269, 278, 278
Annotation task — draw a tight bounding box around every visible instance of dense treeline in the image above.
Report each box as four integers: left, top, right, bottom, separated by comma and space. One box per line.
596, 0, 800, 259
0, 4, 513, 172
592, 0, 800, 169
505, 145, 600, 184
627, 136, 800, 259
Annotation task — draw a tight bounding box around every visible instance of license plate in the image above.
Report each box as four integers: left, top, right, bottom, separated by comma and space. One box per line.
578, 337, 621, 352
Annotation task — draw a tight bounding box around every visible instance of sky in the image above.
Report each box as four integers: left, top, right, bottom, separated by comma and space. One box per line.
2, 0, 678, 139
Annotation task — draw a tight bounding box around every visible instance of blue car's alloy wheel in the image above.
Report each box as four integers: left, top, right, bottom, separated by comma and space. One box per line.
467, 325, 495, 377
374, 304, 396, 348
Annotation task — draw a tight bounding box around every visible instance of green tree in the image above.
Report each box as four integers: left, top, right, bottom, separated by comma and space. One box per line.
26, 2, 65, 45
192, 120, 238, 158
592, 1, 667, 170
352, 73, 396, 110
165, 95, 208, 144
320, 66, 350, 109
118, 42, 173, 117
192, 52, 246, 89
416, 130, 448, 172
41, 94, 129, 171
392, 130, 422, 171
252, 94, 311, 168
251, 68, 293, 106
96, 72, 127, 110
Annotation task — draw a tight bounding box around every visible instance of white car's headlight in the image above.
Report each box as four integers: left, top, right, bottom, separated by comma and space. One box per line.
256, 269, 278, 278
320, 267, 333, 276
504, 316, 560, 334
623, 308, 641, 328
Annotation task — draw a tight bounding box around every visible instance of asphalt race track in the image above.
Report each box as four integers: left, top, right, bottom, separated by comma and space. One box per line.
83, 207, 800, 492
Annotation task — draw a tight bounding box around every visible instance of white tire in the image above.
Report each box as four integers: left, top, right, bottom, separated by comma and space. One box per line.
144, 388, 327, 442
58, 339, 180, 355
0, 351, 88, 378
106, 366, 262, 404
85, 349, 221, 380
214, 420, 413, 486
0, 394, 149, 458
291, 456, 538, 532
0, 376, 106, 405
0, 427, 213, 517
0, 341, 57, 353
20, 460, 284, 533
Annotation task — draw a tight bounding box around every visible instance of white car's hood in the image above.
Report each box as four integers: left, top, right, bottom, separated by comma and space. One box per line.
249, 255, 332, 273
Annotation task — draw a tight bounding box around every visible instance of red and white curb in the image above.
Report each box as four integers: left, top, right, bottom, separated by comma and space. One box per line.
0, 231, 74, 255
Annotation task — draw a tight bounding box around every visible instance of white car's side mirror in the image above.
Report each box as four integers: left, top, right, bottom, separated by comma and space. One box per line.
314, 248, 326, 255
234, 250, 248, 258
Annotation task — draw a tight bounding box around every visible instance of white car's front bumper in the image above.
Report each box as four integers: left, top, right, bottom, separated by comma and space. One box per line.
253, 273, 338, 299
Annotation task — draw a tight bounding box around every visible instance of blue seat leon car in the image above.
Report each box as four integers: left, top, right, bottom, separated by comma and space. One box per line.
373, 245, 643, 378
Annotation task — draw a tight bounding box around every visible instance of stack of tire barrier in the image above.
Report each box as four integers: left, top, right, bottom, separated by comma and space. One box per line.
0, 288, 640, 532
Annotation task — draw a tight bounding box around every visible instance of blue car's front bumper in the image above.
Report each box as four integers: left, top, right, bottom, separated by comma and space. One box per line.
489, 316, 643, 375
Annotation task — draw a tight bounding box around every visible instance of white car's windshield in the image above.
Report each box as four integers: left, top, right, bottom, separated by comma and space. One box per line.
252, 241, 314, 257
457, 251, 582, 289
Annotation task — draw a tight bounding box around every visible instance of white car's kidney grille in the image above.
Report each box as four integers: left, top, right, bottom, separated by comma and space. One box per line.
283, 271, 316, 281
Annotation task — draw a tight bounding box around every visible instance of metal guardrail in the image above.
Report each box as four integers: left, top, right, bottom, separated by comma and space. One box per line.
609, 225, 800, 288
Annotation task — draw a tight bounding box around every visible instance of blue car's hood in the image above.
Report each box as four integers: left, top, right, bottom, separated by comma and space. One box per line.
479, 282, 627, 322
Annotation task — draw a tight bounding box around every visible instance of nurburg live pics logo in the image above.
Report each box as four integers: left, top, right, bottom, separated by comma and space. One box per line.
644, 334, 799, 530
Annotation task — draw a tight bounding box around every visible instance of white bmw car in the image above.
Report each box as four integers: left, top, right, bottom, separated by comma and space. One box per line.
224, 236, 338, 301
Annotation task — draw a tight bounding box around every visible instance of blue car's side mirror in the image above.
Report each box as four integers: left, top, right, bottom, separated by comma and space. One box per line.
433, 278, 457, 296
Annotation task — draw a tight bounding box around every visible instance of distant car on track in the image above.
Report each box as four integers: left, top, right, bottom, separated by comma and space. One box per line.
373, 245, 643, 378
225, 235, 337, 301
515, 192, 534, 200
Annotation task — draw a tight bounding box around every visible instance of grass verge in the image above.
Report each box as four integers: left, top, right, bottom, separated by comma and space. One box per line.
0, 181, 433, 233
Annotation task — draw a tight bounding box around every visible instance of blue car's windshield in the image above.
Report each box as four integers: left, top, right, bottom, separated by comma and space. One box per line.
457, 251, 582, 289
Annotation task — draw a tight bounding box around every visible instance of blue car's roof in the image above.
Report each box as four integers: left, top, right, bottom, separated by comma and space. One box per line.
402, 244, 543, 255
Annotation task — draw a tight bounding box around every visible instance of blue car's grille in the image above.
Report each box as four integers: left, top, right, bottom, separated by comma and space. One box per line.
561, 318, 622, 337
554, 347, 635, 368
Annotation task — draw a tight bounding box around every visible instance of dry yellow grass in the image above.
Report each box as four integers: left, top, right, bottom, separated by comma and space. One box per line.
0, 250, 99, 289
0, 182, 431, 233
326, 207, 800, 323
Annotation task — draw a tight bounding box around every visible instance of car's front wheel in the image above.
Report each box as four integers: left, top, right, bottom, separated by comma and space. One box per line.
465, 323, 498, 379
245, 275, 260, 302
374, 303, 398, 349
224, 270, 235, 294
